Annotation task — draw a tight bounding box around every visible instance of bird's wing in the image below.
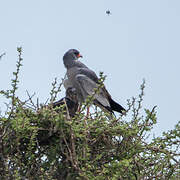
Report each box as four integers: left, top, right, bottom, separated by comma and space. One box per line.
52, 98, 66, 108
78, 68, 112, 98
76, 74, 110, 107
78, 68, 99, 83
52, 97, 78, 117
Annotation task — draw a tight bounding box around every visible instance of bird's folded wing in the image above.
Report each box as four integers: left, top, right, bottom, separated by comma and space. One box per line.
78, 68, 112, 99
78, 68, 99, 83
76, 74, 110, 107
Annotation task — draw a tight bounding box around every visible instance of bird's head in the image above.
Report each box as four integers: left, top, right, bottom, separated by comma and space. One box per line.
63, 49, 82, 60
63, 49, 83, 68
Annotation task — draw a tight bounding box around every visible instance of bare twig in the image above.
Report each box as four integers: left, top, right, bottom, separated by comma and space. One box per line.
26, 91, 37, 110
0, 52, 6, 60
63, 98, 70, 119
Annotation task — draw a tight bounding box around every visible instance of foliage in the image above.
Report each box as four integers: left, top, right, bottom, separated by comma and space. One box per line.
0, 48, 179, 180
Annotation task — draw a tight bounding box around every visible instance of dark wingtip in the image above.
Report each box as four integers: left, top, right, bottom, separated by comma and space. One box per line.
109, 98, 126, 114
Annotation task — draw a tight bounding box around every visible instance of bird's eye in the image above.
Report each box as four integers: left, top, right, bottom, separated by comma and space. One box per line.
74, 51, 79, 56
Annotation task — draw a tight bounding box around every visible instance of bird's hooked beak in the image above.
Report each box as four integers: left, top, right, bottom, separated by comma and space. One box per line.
77, 53, 83, 58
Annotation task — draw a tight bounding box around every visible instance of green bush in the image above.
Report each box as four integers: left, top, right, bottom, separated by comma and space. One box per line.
0, 48, 179, 179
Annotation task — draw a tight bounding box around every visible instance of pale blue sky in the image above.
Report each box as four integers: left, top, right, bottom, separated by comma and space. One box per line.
0, 0, 180, 136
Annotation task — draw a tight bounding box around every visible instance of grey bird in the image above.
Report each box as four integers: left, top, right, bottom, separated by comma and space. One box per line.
63, 49, 126, 114
52, 87, 79, 117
